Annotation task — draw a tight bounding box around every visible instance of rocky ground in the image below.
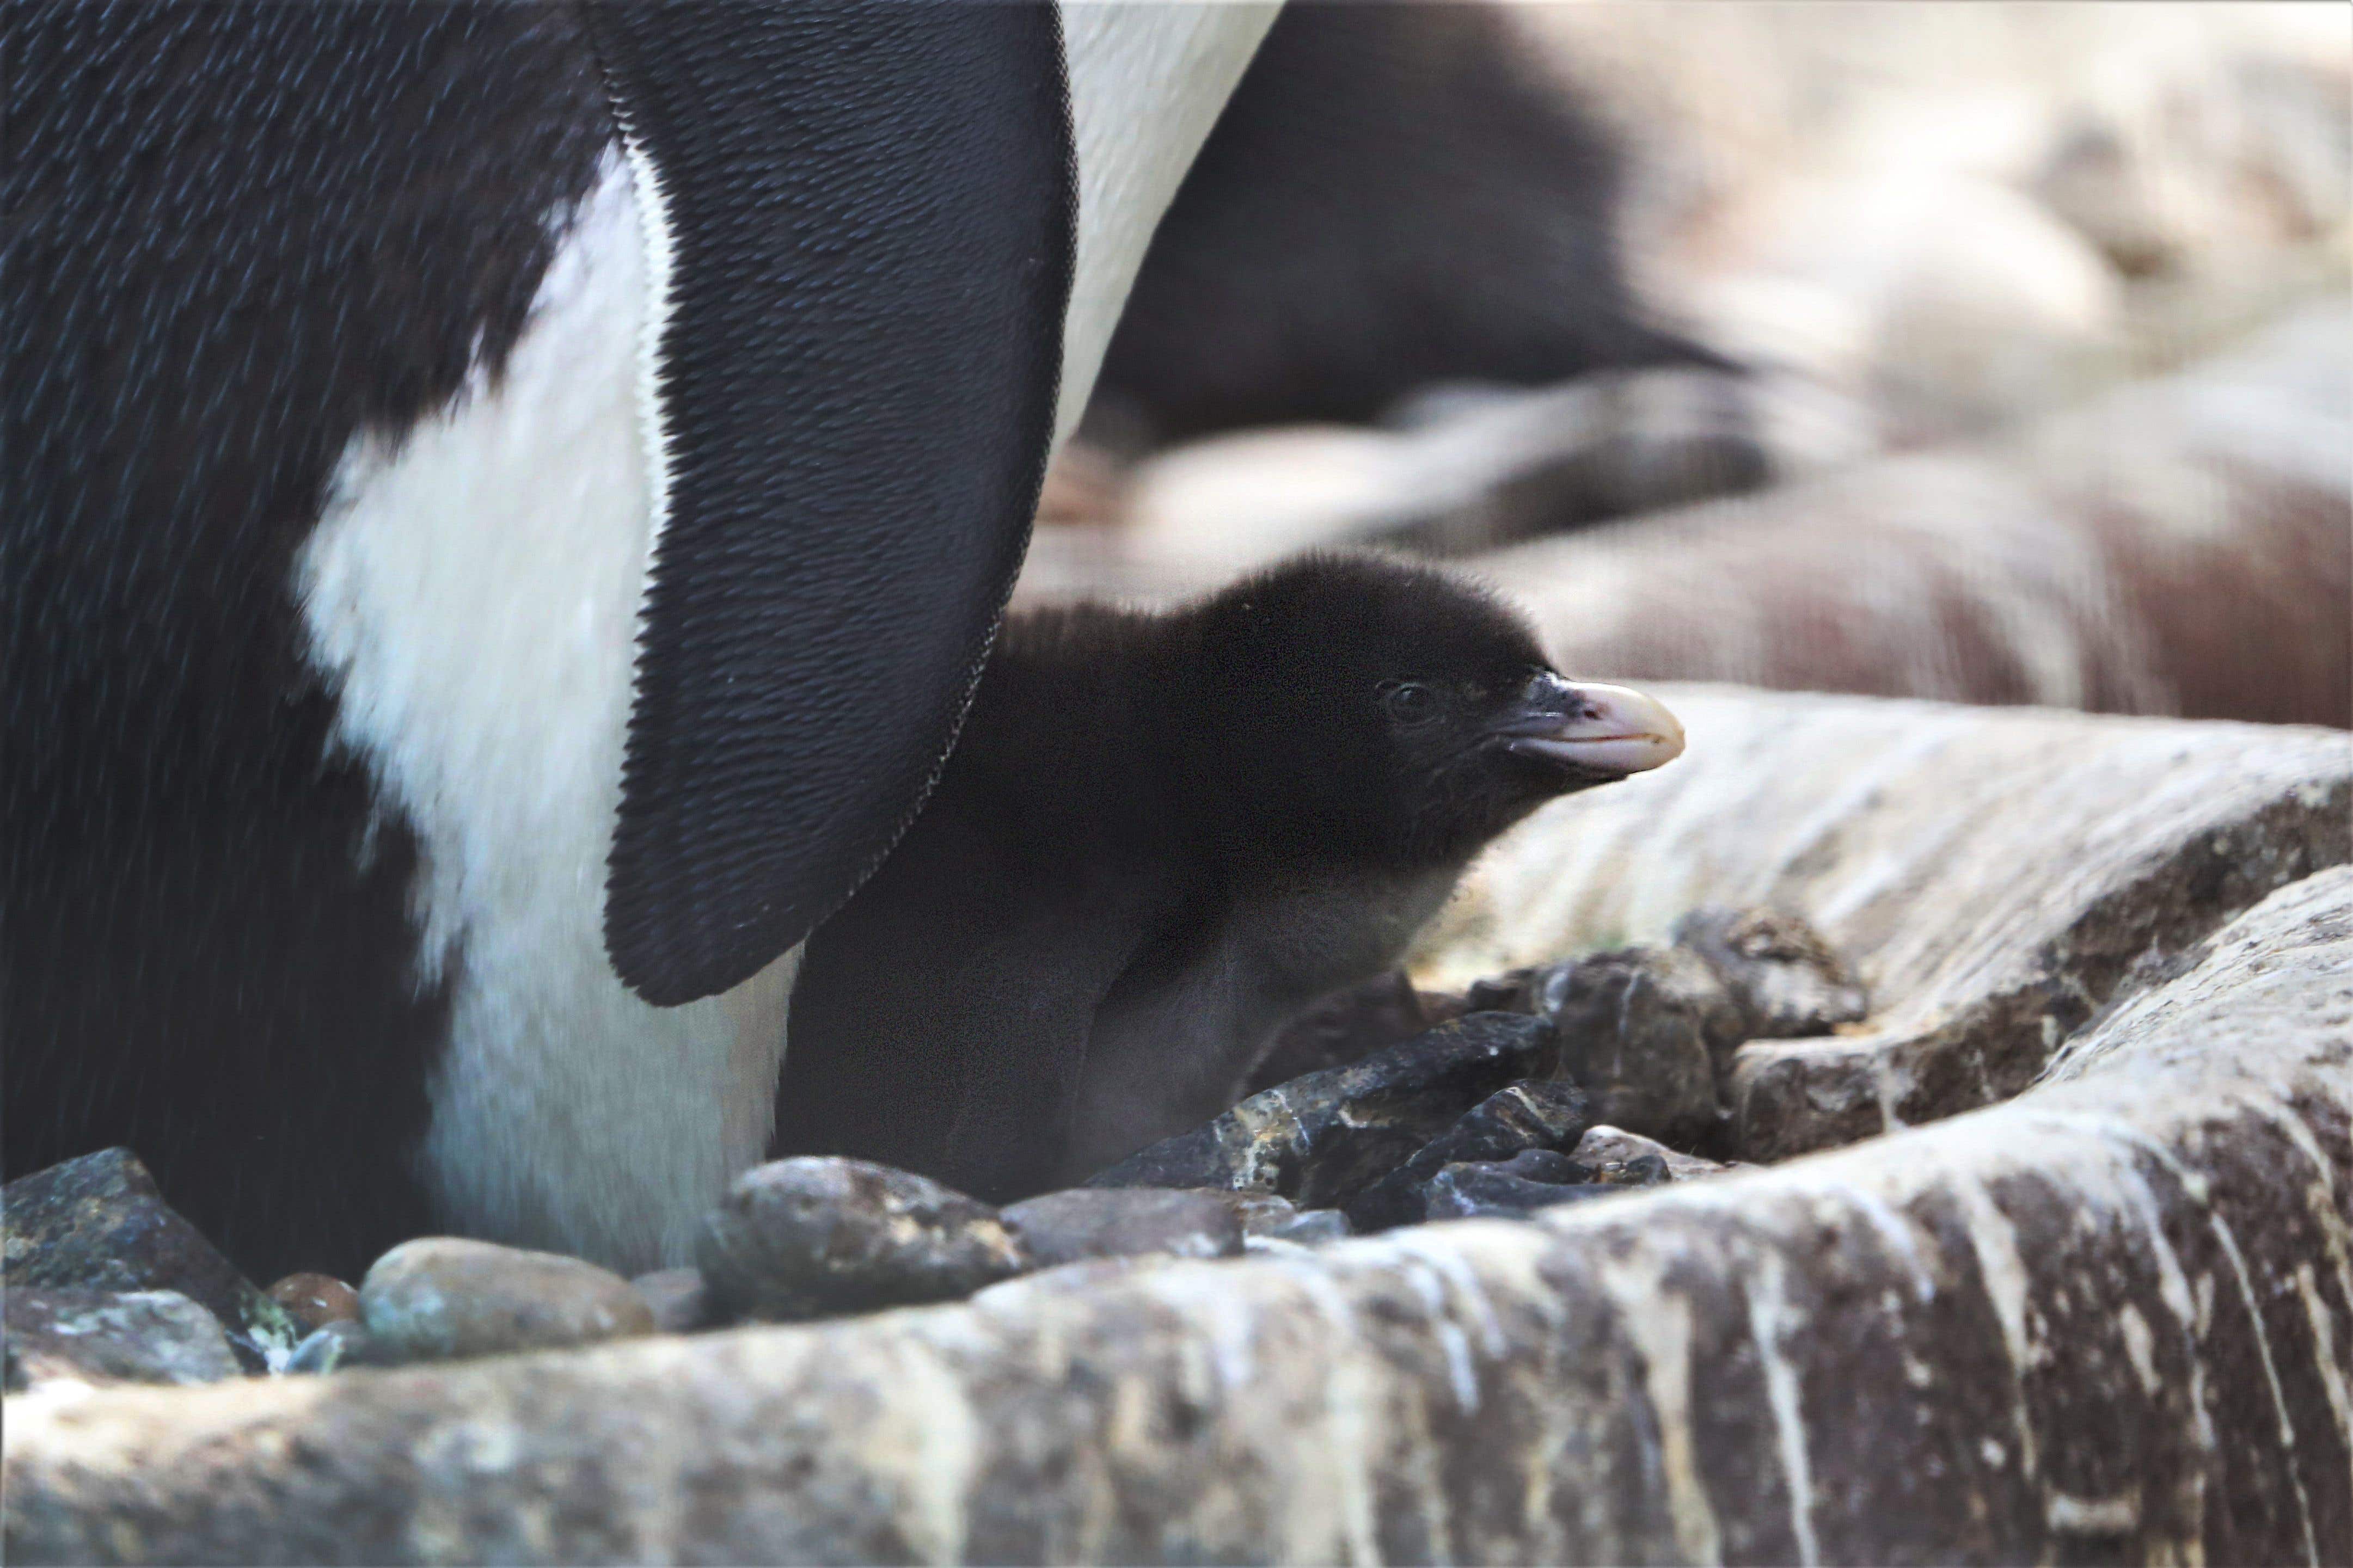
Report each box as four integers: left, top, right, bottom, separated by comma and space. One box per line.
3, 897, 1847, 1389
5, 688, 2345, 1564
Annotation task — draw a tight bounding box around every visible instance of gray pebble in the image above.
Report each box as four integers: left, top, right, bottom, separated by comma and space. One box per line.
1423, 1164, 1622, 1222
697, 1158, 1030, 1323
360, 1238, 654, 1363
1001, 1188, 1243, 1268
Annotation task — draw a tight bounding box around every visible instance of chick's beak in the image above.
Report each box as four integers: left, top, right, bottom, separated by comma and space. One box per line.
1496, 673, 1686, 778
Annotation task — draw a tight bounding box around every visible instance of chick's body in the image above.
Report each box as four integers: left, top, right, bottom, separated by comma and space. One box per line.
777, 555, 1682, 1200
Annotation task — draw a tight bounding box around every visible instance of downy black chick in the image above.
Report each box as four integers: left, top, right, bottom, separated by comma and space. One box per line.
774, 554, 1684, 1201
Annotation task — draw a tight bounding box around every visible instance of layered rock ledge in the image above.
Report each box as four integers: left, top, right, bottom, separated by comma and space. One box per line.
6, 692, 2348, 1565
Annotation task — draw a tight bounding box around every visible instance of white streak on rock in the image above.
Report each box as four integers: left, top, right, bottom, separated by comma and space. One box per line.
1741, 1247, 1821, 1566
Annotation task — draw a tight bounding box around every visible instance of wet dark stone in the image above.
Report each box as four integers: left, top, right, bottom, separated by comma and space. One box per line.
1001, 1189, 1245, 1269
698, 1158, 1031, 1324
1, 1149, 297, 1370
1088, 1012, 1559, 1208
1345, 1078, 1593, 1233
1672, 906, 1870, 1045
1460, 968, 1542, 1014
1495, 1148, 1594, 1184
630, 1268, 712, 1334
1421, 1165, 1623, 1222
1243, 970, 1442, 1094
1537, 949, 1730, 1145
3, 1288, 242, 1390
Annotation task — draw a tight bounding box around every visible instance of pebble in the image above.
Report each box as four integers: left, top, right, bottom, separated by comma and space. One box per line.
1089, 1012, 1559, 1207
266, 1272, 361, 1336
630, 1268, 713, 1333
1346, 1077, 1592, 1232
1537, 948, 1729, 1145
1493, 1148, 1592, 1184
359, 1238, 654, 1363
1, 1148, 298, 1369
1672, 906, 1869, 1043
3, 1287, 241, 1390
1571, 1125, 1739, 1182
1422, 1164, 1622, 1222
1001, 1188, 1243, 1268
698, 1158, 1031, 1323
284, 1318, 387, 1376
1259, 1209, 1351, 1246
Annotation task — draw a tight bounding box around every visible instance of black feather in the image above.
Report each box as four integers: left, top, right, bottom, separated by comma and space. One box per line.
776, 552, 1628, 1200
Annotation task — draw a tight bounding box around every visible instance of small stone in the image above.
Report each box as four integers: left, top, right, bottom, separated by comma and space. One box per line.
1537, 949, 1730, 1145
1571, 1125, 1739, 1182
1090, 1012, 1559, 1207
698, 1158, 1030, 1324
1672, 906, 1869, 1044
1459, 968, 1541, 1014
1595, 1154, 1672, 1188
1218, 1192, 1305, 1237
1, 1148, 299, 1369
1345, 1078, 1592, 1233
266, 1273, 360, 1336
629, 1268, 712, 1333
284, 1319, 387, 1376
1496, 1149, 1593, 1185
3, 1288, 241, 1390
1421, 1165, 1622, 1222
1261, 1209, 1351, 1246
1002, 1188, 1245, 1269
359, 1239, 654, 1363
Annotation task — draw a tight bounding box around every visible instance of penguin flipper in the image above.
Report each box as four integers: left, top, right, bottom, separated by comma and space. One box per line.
593, 4, 1078, 1007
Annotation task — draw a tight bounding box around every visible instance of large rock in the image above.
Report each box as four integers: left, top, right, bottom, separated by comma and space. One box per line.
5, 864, 2344, 1564
1413, 687, 2349, 1160
1, 1149, 298, 1370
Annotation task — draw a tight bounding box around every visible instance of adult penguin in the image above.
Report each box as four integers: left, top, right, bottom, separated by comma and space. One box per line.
2, 2, 1276, 1281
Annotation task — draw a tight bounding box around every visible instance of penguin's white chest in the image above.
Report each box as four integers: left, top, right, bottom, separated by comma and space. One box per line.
298, 151, 791, 1273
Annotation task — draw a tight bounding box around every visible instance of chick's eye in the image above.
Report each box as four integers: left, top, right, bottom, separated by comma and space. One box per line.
1382, 682, 1438, 723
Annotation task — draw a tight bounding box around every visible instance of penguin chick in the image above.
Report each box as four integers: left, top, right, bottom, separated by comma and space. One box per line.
774, 554, 1684, 1201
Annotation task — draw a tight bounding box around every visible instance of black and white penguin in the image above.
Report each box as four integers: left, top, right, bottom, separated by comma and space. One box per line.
775, 554, 1684, 1201
1, 2, 1278, 1280
1087, 2, 1721, 446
